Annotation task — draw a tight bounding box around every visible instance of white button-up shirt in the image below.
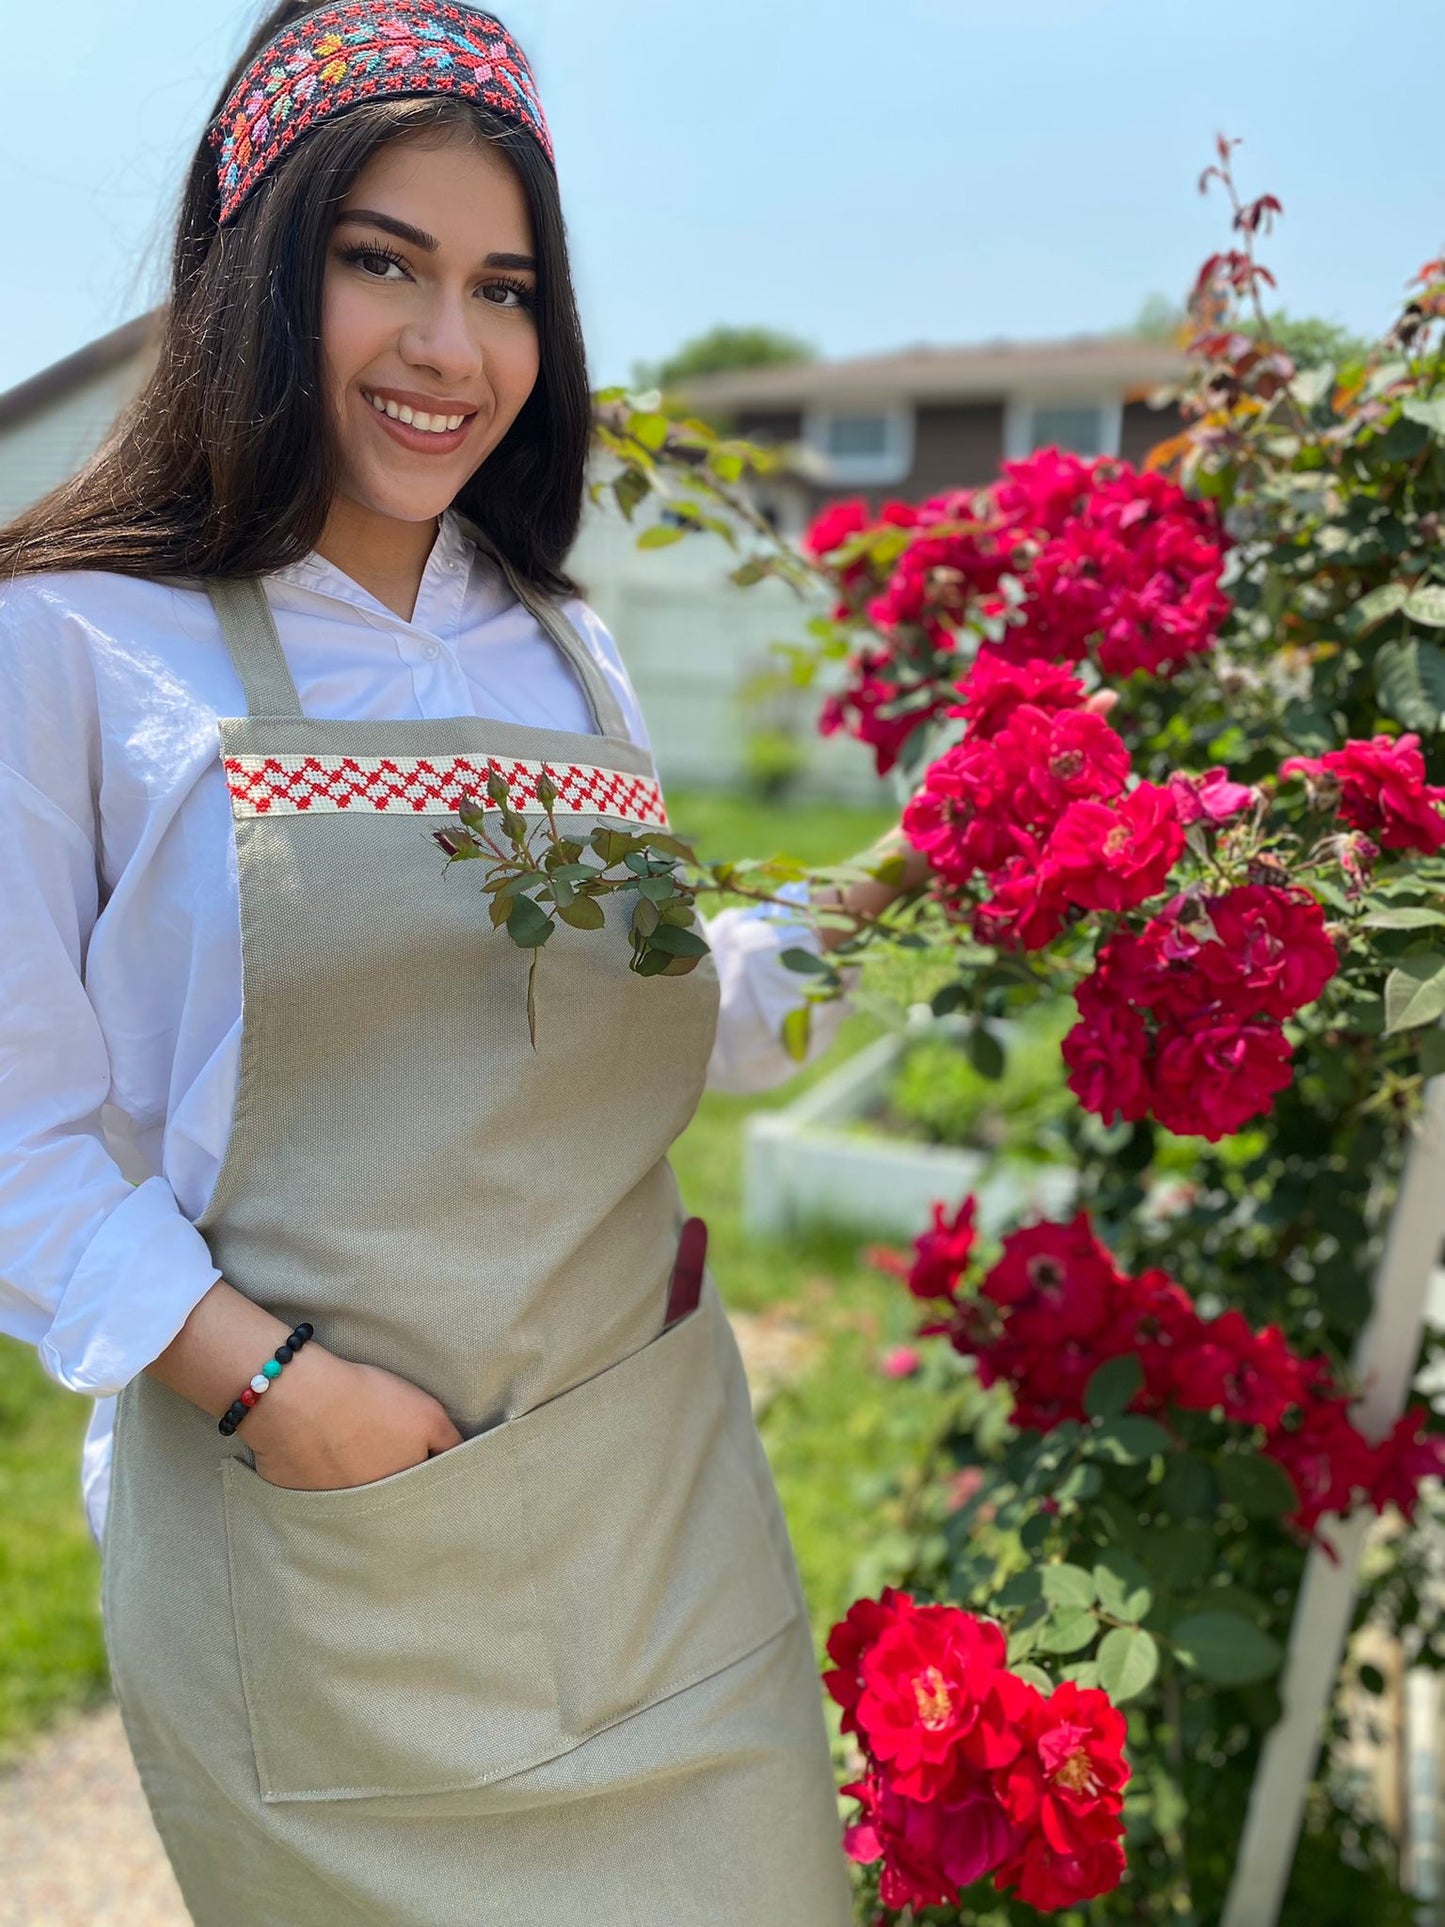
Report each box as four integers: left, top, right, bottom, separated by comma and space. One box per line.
0, 508, 853, 1547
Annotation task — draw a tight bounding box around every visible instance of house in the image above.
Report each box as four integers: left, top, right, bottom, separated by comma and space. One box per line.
669, 333, 1190, 536
0, 313, 162, 523
0, 321, 1192, 803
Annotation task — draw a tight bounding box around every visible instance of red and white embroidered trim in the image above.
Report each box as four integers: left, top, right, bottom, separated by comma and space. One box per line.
223, 752, 669, 828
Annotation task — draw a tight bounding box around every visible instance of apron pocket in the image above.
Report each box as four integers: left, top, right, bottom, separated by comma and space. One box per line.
219, 1278, 799, 1803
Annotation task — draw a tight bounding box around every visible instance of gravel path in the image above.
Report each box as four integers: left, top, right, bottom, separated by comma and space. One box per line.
0, 1310, 817, 1923
0, 1702, 187, 1926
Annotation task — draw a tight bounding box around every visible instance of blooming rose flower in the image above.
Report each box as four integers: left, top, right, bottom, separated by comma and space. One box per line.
995, 1682, 1130, 1908
905, 1196, 979, 1301
822, 1587, 916, 1739
1167, 765, 1260, 825
1046, 783, 1185, 914
1282, 733, 1445, 853
1151, 885, 1339, 1023
1061, 999, 1155, 1125
841, 1767, 1021, 1909
855, 1602, 1020, 1799
1368, 1406, 1445, 1522
1150, 1012, 1294, 1140
948, 653, 1089, 739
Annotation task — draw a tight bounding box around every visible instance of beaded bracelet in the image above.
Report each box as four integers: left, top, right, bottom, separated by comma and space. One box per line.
217, 1321, 315, 1435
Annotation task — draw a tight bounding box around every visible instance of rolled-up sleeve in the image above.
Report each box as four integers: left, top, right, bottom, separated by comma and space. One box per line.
0, 758, 222, 1396
700, 877, 862, 1095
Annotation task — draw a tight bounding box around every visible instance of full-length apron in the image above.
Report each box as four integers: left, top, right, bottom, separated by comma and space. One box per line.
100, 534, 854, 1927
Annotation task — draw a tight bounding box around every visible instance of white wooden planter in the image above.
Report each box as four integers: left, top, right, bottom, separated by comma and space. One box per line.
742, 1014, 1076, 1243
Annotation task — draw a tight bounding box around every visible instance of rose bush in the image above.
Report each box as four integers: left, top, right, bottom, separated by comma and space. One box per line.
592, 138, 1445, 1920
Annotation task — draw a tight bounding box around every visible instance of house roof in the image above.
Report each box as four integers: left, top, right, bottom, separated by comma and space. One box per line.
671, 333, 1190, 410
0, 309, 164, 435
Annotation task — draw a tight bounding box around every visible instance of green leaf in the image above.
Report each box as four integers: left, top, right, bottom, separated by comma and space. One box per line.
993, 1569, 1044, 1612
1172, 1611, 1282, 1686
647, 922, 710, 958
1059, 1661, 1100, 1689
1403, 396, 1445, 438
1216, 1453, 1300, 1519
1011, 1663, 1053, 1693
1093, 1550, 1153, 1623
1364, 906, 1445, 930
1404, 584, 1445, 629
636, 523, 685, 550
505, 894, 554, 949
782, 1005, 812, 1062
778, 946, 835, 976
1038, 1606, 1099, 1655
1084, 1355, 1145, 1422
1084, 1418, 1171, 1465
967, 1025, 1006, 1081
1421, 1027, 1445, 1080
557, 896, 605, 931
1097, 1627, 1159, 1702
1343, 580, 1407, 636
1384, 954, 1445, 1033
1376, 637, 1445, 732
628, 412, 670, 451
1158, 1454, 1215, 1520
1041, 1564, 1097, 1610
1150, 1522, 1216, 1590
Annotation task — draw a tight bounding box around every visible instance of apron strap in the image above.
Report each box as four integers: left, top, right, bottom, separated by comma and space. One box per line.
206, 577, 305, 719
460, 519, 633, 742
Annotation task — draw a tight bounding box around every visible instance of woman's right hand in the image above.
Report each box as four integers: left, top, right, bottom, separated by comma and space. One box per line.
242, 1344, 466, 1492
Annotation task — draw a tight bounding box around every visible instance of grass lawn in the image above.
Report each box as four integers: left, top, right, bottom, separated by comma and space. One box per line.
0, 781, 945, 1767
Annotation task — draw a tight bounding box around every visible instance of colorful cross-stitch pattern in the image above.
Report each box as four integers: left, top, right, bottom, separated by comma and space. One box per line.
209, 0, 554, 224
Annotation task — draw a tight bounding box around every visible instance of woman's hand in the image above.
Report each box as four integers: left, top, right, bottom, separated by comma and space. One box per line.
241, 1344, 466, 1492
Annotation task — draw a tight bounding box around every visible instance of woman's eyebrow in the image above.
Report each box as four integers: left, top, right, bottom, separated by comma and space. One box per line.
333, 209, 535, 270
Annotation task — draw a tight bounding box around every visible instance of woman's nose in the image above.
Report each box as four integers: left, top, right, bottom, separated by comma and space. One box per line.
399, 297, 485, 382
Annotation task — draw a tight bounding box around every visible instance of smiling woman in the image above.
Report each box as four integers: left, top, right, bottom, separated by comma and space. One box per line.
0, 3, 857, 1924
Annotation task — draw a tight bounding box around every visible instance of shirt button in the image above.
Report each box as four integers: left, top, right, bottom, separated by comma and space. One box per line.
423, 642, 440, 660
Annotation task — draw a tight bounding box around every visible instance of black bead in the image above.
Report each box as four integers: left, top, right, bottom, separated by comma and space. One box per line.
229, 1398, 249, 1421
292, 1321, 314, 1344
274, 1343, 294, 1363
219, 1415, 236, 1435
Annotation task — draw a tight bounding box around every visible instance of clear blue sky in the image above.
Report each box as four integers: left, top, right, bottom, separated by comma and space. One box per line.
3, 0, 1441, 398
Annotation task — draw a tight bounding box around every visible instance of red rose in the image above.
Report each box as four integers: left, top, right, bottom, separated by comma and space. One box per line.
1150, 1013, 1294, 1140
906, 1196, 979, 1302
855, 1601, 1016, 1799
841, 1767, 1021, 1909
1282, 733, 1445, 853
1046, 783, 1185, 914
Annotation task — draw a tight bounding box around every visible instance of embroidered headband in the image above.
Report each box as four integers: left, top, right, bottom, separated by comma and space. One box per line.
208, 0, 555, 225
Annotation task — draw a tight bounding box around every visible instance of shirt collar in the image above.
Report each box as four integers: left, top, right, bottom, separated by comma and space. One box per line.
267, 508, 506, 638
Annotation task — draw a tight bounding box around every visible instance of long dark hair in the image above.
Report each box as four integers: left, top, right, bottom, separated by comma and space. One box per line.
0, 2, 591, 597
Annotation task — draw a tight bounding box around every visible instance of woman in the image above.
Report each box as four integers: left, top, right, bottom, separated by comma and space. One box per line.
0, 4, 926, 1920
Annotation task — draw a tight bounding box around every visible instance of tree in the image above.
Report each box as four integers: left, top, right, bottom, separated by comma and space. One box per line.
628, 324, 817, 396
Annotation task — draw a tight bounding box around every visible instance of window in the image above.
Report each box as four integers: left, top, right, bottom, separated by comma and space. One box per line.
802, 406, 914, 485
1004, 398, 1122, 461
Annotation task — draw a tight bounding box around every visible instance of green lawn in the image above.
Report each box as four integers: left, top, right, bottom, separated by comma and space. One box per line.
0, 782, 942, 1765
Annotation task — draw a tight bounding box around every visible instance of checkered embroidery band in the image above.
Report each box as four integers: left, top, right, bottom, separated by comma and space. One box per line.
223, 752, 668, 828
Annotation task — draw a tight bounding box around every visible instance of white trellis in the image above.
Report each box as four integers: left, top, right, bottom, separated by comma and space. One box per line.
1221, 1073, 1445, 1927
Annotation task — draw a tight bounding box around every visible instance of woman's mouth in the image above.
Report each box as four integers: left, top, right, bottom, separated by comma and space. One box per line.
360, 387, 477, 454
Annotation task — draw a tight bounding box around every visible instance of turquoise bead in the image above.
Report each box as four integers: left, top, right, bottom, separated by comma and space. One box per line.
261, 1358, 283, 1379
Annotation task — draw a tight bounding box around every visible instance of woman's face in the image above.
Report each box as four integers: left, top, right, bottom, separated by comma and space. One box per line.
320, 128, 540, 528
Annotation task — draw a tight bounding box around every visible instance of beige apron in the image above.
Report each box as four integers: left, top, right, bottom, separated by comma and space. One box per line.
100, 533, 853, 1926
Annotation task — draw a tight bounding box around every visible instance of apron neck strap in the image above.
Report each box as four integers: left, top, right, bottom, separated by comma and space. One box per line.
206, 577, 305, 718
459, 518, 632, 742
204, 533, 634, 741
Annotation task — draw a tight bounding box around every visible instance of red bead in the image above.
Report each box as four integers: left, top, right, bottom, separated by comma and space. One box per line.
240, 1387, 259, 1407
